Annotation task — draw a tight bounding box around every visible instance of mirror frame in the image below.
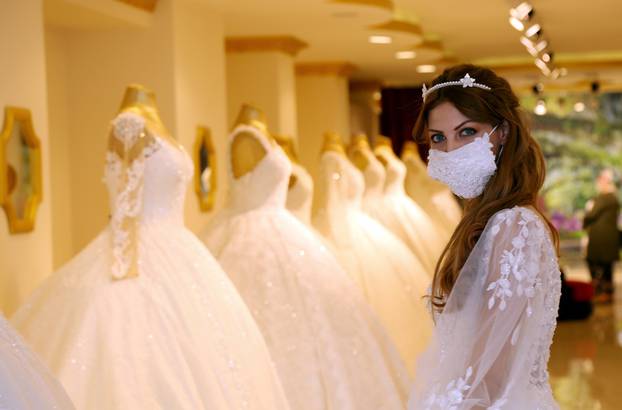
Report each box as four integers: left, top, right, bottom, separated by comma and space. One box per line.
193, 125, 217, 212
0, 106, 43, 234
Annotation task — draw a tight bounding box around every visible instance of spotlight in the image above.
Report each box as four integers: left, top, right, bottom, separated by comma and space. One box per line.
534, 58, 548, 71
534, 40, 548, 52
510, 2, 534, 21
534, 99, 547, 116
520, 36, 533, 48
541, 52, 553, 63
509, 16, 524, 31
532, 83, 544, 94
574, 101, 586, 112
524, 24, 541, 38
550, 68, 560, 79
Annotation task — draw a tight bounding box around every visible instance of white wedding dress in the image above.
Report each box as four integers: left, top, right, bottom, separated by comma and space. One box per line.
203, 125, 410, 410
368, 148, 447, 276
402, 147, 462, 237
313, 150, 432, 375
12, 113, 289, 410
0, 313, 75, 409
286, 162, 314, 225
409, 207, 561, 410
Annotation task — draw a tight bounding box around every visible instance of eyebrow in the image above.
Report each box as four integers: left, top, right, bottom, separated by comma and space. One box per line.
428, 120, 474, 133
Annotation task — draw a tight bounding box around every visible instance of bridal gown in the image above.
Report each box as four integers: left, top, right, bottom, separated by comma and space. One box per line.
368, 149, 447, 276
402, 147, 462, 237
12, 113, 289, 410
313, 150, 432, 375
409, 207, 561, 410
203, 125, 410, 410
286, 162, 314, 225
0, 313, 75, 409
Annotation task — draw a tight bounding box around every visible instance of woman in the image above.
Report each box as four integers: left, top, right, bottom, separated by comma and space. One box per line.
408, 65, 561, 409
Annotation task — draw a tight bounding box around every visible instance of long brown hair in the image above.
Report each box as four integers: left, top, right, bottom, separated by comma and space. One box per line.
412, 64, 559, 312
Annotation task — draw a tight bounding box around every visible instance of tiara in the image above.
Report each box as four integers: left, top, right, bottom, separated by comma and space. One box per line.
421, 73, 491, 102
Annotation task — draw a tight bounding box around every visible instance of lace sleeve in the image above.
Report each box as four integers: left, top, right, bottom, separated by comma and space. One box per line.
410, 207, 557, 409
106, 112, 159, 280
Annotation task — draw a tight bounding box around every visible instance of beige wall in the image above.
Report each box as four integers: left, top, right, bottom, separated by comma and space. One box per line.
296, 74, 350, 180
226, 51, 298, 136
45, 0, 228, 262
171, 1, 228, 231
0, 0, 54, 314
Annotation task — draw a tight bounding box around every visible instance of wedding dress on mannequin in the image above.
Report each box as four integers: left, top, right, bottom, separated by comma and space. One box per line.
402, 141, 462, 235
0, 313, 75, 409
12, 86, 289, 410
313, 132, 432, 375
275, 135, 314, 225
409, 207, 561, 410
202, 108, 409, 410
369, 138, 447, 276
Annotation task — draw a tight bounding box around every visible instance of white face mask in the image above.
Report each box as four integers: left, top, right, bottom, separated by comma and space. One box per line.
427, 126, 499, 199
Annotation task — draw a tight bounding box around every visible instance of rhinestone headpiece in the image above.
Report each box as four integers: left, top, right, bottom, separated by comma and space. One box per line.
422, 73, 491, 102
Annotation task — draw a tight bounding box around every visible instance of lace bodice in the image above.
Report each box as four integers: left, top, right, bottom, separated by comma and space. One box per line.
376, 148, 408, 196
103, 113, 193, 279
228, 125, 291, 213
410, 207, 561, 410
286, 162, 314, 224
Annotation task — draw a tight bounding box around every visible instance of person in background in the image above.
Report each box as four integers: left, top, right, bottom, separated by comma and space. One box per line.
584, 168, 620, 303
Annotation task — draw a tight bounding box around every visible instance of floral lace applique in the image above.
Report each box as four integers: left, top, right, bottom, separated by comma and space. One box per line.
423, 367, 473, 410
486, 209, 542, 318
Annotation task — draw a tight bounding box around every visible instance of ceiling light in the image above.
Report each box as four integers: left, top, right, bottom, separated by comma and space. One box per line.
417, 64, 436, 73
369, 35, 392, 44
542, 52, 553, 63
534, 40, 548, 52
534, 99, 547, 116
559, 68, 568, 76
395, 50, 417, 60
524, 23, 541, 38
550, 68, 560, 79
519, 36, 533, 48
526, 45, 539, 57
510, 2, 534, 21
534, 58, 548, 71
509, 17, 524, 31
574, 101, 585, 112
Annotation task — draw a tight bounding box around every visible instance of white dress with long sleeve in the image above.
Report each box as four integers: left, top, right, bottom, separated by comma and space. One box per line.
12, 112, 289, 410
409, 206, 561, 410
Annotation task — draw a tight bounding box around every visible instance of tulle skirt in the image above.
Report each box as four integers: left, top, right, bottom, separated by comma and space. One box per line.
204, 207, 410, 410
12, 222, 289, 410
0, 314, 75, 409
314, 207, 433, 375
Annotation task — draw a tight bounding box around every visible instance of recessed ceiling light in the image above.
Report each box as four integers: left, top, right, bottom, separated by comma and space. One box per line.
396, 50, 417, 60
542, 52, 553, 63
417, 64, 436, 73
574, 101, 585, 112
369, 35, 392, 45
509, 16, 524, 31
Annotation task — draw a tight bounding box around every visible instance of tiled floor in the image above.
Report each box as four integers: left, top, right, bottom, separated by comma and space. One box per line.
550, 252, 621, 410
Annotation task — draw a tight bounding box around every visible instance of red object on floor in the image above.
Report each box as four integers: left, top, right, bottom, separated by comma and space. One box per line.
567, 280, 594, 302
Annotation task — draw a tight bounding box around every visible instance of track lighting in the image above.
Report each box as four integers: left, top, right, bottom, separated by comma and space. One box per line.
524, 24, 541, 38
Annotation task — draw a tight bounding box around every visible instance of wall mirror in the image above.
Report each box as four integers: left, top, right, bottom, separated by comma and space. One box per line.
193, 125, 217, 212
0, 107, 43, 234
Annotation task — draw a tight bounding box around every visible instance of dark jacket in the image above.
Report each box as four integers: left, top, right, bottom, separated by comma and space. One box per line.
584, 192, 620, 262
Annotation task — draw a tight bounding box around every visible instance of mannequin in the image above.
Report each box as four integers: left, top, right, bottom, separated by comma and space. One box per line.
347, 133, 371, 172
321, 131, 346, 156
231, 104, 273, 179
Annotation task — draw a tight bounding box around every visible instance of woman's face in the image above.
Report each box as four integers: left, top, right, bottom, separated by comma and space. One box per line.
427, 101, 505, 153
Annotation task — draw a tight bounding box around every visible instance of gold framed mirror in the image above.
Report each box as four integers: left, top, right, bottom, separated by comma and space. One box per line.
193, 125, 217, 212
0, 107, 43, 234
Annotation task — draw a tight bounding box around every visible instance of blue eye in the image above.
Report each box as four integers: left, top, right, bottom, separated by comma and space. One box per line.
460, 127, 477, 137
430, 133, 445, 144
